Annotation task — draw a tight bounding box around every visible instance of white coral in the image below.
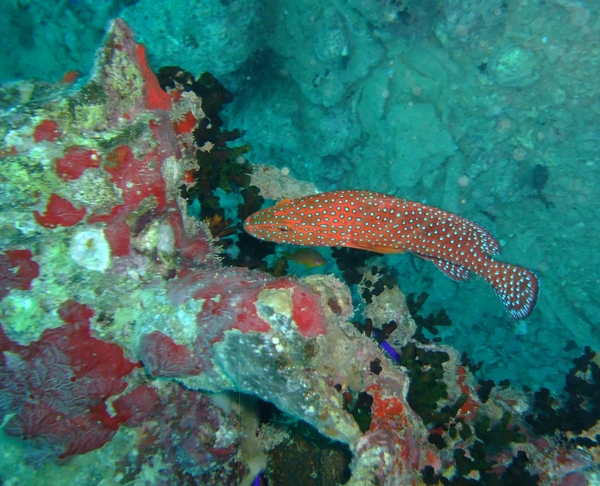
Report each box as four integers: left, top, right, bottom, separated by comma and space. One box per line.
69, 228, 110, 272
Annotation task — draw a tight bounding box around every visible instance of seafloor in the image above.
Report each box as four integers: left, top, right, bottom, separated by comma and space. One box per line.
0, 1, 599, 485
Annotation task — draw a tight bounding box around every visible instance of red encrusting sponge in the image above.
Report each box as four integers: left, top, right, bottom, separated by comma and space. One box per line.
33, 193, 86, 228
33, 120, 61, 143
55, 147, 101, 180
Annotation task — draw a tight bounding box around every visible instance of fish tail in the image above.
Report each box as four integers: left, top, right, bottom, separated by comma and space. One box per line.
481, 259, 539, 319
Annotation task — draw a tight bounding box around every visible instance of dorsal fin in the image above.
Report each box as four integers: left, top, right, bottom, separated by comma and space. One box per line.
275, 198, 292, 207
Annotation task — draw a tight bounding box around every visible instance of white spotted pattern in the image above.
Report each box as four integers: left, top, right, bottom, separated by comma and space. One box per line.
244, 190, 539, 319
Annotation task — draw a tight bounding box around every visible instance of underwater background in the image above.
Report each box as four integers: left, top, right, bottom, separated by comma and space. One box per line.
0, 0, 599, 484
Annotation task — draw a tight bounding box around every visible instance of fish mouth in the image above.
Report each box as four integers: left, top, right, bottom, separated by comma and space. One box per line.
242, 218, 255, 234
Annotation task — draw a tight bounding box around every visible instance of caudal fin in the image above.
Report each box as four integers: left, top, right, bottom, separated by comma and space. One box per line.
482, 260, 539, 319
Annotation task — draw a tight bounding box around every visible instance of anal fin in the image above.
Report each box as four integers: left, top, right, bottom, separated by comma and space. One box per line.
418, 255, 471, 282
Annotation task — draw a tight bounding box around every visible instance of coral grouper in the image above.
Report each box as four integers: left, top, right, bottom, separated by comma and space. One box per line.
244, 190, 539, 319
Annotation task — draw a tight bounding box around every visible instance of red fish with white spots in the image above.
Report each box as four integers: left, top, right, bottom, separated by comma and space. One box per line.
244, 190, 539, 319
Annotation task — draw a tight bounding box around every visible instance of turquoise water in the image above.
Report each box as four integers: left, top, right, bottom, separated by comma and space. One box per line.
1, 0, 599, 484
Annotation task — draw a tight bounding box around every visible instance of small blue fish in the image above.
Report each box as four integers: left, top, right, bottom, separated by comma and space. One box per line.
252, 470, 264, 486
380, 340, 401, 362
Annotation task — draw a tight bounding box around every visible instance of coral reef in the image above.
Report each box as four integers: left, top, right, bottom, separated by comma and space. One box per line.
0, 300, 144, 464
1, 16, 600, 486
4, 0, 600, 402
266, 420, 352, 485
118, 384, 245, 484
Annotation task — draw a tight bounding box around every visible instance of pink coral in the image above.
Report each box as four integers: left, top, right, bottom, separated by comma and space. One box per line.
86, 143, 169, 255
264, 279, 327, 337
137, 268, 271, 376
90, 144, 167, 223
112, 385, 160, 427
0, 300, 139, 463
138, 331, 203, 378
166, 267, 327, 338
128, 384, 244, 481
0, 249, 40, 300
137, 268, 329, 384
